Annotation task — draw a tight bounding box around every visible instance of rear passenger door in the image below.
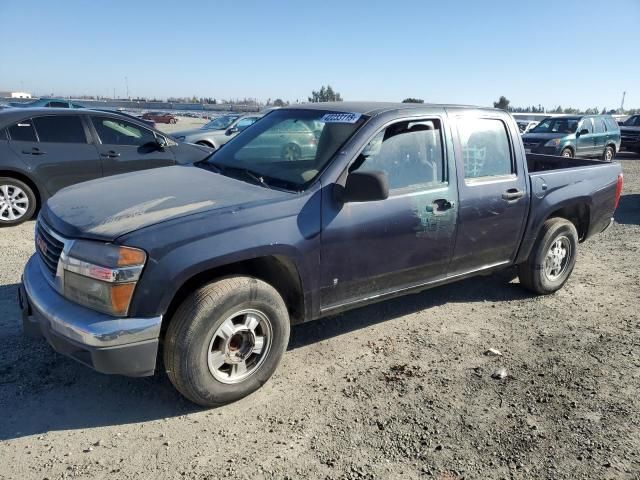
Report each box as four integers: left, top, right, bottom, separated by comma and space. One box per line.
576, 117, 595, 157
592, 117, 607, 157
449, 114, 529, 274
7, 115, 102, 195
89, 116, 175, 176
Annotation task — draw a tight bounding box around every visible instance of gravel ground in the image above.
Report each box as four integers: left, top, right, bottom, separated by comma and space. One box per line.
0, 153, 638, 480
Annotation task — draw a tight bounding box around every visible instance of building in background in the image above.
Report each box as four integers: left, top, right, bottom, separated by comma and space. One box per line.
0, 91, 32, 99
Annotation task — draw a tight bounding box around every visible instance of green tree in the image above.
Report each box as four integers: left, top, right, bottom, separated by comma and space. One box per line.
308, 85, 343, 103
493, 96, 510, 110
273, 98, 286, 107
402, 98, 424, 103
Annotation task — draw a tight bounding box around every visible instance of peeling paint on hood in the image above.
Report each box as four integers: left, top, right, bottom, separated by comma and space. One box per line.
42, 165, 291, 241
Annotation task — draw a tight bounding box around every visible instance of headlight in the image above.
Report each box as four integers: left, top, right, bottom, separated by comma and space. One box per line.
544, 138, 561, 147
61, 241, 146, 317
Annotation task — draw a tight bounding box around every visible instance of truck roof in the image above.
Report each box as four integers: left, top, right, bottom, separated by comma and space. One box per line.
285, 101, 498, 116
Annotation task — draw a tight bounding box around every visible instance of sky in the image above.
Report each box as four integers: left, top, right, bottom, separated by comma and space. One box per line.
1, 0, 639, 110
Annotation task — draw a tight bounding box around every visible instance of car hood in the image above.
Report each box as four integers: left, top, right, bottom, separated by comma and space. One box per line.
522, 132, 570, 141
41, 165, 291, 242
620, 126, 640, 133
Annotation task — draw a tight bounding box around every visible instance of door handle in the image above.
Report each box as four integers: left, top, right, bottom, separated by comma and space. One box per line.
426, 199, 455, 214
22, 148, 46, 155
502, 188, 524, 201
100, 151, 121, 158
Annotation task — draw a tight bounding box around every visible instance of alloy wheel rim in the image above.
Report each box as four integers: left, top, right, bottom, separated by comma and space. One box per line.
0, 185, 29, 222
544, 236, 571, 281
605, 149, 613, 161
207, 308, 273, 384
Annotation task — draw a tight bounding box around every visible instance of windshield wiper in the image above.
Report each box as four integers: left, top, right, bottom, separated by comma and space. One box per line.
223, 166, 270, 188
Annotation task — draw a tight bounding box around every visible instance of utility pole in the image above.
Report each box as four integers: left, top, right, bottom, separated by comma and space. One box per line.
125, 76, 129, 100
620, 91, 626, 112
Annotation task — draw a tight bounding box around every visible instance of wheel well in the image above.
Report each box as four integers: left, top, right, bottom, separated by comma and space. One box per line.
547, 203, 589, 240
161, 255, 305, 336
561, 146, 574, 154
0, 170, 41, 211
606, 143, 616, 153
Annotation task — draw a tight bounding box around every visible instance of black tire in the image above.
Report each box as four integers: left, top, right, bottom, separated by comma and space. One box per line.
518, 218, 578, 295
0, 177, 37, 227
602, 145, 615, 162
560, 148, 573, 158
281, 143, 301, 161
196, 141, 215, 149
163, 276, 290, 407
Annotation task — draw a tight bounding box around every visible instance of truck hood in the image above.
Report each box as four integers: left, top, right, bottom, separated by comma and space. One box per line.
522, 132, 570, 141
41, 165, 291, 241
620, 126, 640, 133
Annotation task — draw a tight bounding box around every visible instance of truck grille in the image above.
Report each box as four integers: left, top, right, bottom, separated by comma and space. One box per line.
35, 221, 64, 277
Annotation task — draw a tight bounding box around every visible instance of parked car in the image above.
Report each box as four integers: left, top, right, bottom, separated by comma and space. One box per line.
141, 112, 178, 124
20, 102, 622, 406
619, 114, 640, 153
93, 109, 156, 128
522, 115, 620, 161
172, 113, 262, 149
516, 120, 538, 135
9, 98, 86, 109
0, 108, 211, 226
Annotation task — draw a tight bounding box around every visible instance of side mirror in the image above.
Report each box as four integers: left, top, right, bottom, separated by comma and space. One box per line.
577, 128, 589, 136
341, 171, 389, 203
156, 136, 168, 148
226, 127, 239, 136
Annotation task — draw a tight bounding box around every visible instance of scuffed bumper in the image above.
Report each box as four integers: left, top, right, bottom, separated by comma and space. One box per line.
20, 255, 161, 377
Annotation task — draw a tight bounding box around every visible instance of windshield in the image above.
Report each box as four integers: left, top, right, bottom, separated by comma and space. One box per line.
200, 109, 368, 190
202, 115, 239, 130
530, 118, 579, 134
624, 115, 640, 126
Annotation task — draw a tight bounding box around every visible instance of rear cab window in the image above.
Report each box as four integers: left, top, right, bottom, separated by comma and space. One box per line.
8, 119, 37, 142
457, 117, 514, 180
32, 115, 87, 143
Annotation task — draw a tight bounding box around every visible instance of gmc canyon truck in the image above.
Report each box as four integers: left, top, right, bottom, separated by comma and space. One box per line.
19, 103, 623, 407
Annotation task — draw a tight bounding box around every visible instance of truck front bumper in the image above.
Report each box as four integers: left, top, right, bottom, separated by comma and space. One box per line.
19, 255, 162, 377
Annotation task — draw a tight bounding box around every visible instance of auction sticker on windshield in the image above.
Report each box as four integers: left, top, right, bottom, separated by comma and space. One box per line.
321, 112, 362, 123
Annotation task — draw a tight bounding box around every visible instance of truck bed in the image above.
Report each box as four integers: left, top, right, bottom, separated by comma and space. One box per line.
526, 153, 608, 172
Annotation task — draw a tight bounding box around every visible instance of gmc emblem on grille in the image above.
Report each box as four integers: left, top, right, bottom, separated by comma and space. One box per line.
36, 234, 47, 256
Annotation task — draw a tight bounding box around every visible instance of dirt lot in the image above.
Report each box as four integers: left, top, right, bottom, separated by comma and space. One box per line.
0, 153, 638, 480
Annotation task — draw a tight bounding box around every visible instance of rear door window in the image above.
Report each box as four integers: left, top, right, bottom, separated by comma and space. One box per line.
457, 118, 513, 179
8, 119, 37, 142
32, 115, 87, 143
593, 118, 605, 134
90, 116, 156, 146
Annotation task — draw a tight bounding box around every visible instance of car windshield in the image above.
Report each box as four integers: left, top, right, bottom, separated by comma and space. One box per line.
530, 118, 579, 134
624, 115, 640, 126
199, 109, 368, 190
202, 115, 239, 130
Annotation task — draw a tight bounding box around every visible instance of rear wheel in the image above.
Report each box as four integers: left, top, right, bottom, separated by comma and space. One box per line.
518, 218, 578, 294
0, 177, 37, 227
602, 145, 614, 162
163, 276, 290, 407
560, 148, 573, 158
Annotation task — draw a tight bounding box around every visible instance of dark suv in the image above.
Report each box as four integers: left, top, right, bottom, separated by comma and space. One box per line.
522, 115, 620, 161
620, 115, 640, 153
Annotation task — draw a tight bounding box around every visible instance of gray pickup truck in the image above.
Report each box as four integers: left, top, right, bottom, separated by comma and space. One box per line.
20, 102, 623, 406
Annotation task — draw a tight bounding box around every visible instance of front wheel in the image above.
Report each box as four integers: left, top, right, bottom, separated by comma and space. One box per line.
560, 148, 573, 158
518, 218, 578, 294
163, 276, 290, 407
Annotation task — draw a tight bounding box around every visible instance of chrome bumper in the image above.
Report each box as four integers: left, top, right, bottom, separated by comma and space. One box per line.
20, 255, 162, 377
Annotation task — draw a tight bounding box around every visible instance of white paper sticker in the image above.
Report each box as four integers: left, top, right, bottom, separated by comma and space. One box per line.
320, 112, 362, 124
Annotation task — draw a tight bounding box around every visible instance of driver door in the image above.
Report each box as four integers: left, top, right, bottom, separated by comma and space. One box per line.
576, 117, 595, 157
89, 116, 175, 176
